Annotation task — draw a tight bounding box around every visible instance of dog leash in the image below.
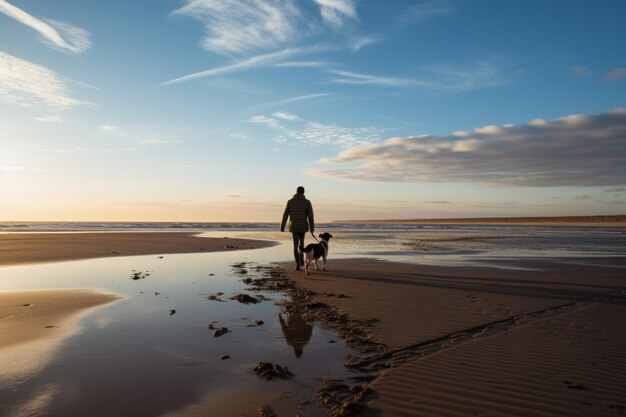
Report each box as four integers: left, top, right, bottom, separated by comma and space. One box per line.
311, 232, 320, 243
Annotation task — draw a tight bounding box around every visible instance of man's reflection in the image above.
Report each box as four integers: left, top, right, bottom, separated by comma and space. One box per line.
279, 311, 313, 358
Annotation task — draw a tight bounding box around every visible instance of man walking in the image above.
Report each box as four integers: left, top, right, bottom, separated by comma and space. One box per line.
281, 186, 314, 271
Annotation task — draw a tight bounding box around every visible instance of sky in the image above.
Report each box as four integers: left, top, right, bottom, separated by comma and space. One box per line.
1, 0, 625, 222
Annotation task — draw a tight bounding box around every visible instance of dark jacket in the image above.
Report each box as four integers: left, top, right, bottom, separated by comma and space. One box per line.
281, 193, 314, 233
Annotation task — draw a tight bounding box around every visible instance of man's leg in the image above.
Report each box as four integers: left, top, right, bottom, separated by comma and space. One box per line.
297, 233, 305, 266
292, 232, 305, 269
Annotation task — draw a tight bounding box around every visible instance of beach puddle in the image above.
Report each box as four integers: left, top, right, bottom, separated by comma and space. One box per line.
0, 243, 363, 417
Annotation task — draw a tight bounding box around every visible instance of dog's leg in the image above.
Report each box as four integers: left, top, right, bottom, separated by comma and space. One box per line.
304, 253, 310, 276
314, 259, 318, 270
322, 254, 327, 271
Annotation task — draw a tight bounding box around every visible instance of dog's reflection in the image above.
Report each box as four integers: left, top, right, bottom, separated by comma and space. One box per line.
279, 311, 313, 358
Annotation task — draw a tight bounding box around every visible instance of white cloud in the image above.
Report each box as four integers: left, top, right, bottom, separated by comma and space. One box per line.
171, 0, 360, 55
171, 0, 301, 55
0, 0, 90, 54
312, 0, 357, 27
250, 112, 389, 148
274, 61, 332, 69
351, 35, 380, 51
251, 93, 330, 110
327, 61, 506, 92
329, 69, 429, 87
160, 47, 327, 86
99, 124, 182, 144
310, 108, 626, 187
400, 0, 454, 24
0, 51, 83, 109
273, 112, 300, 120
225, 193, 241, 198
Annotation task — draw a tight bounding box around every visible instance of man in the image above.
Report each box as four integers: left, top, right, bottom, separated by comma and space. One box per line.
280, 186, 314, 271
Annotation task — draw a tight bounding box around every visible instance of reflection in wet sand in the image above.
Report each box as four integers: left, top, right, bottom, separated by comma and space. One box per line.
0, 290, 121, 391
279, 312, 313, 358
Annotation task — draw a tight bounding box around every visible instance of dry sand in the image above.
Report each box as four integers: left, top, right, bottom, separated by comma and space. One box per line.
0, 232, 274, 266
283, 258, 626, 416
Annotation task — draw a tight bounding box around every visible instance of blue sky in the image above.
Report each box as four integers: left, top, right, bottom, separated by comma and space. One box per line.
1, 0, 625, 221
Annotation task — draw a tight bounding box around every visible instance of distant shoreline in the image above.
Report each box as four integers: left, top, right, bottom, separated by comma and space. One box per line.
0, 232, 274, 267
333, 215, 626, 227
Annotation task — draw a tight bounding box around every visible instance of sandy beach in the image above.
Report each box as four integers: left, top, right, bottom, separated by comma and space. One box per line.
0, 232, 274, 266
1, 231, 625, 416
283, 258, 626, 416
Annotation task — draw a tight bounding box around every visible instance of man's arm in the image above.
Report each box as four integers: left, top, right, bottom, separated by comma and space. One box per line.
280, 202, 290, 231
308, 201, 315, 233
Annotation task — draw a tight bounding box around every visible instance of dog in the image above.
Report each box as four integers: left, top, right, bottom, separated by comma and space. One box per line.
299, 232, 333, 276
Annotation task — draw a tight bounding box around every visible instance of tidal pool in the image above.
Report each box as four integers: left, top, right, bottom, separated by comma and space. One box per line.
0, 241, 358, 417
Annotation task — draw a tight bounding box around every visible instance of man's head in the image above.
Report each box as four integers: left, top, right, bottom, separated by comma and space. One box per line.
296, 186, 305, 194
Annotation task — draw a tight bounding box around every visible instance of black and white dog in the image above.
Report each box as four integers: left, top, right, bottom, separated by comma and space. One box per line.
299, 232, 333, 276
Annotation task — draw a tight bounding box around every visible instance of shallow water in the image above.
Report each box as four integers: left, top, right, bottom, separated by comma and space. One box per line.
1, 228, 625, 416
0, 243, 357, 417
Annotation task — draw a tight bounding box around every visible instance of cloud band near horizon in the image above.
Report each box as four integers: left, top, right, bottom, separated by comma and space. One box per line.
310, 109, 626, 187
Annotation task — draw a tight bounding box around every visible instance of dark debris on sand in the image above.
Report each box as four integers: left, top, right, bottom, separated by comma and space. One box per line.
230, 293, 260, 304
206, 292, 225, 302
213, 327, 229, 337
257, 405, 277, 417
253, 362, 293, 380
130, 271, 146, 280
316, 378, 376, 417
227, 261, 384, 417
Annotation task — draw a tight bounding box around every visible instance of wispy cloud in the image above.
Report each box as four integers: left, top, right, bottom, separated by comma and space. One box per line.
604, 67, 626, 81
250, 112, 389, 147
604, 186, 626, 193
250, 93, 331, 110
351, 35, 381, 51
273, 112, 300, 121
329, 69, 429, 87
171, 0, 301, 55
99, 124, 182, 144
160, 47, 328, 86
310, 108, 626, 187
327, 61, 506, 92
274, 60, 332, 69
0, 51, 83, 109
399, 0, 454, 24
0, 0, 90, 54
171, 0, 357, 55
312, 0, 357, 27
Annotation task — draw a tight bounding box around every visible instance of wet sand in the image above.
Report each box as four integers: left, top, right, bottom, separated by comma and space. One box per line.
0, 289, 122, 350
283, 258, 626, 416
337, 214, 626, 227
0, 289, 122, 395
0, 232, 274, 266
